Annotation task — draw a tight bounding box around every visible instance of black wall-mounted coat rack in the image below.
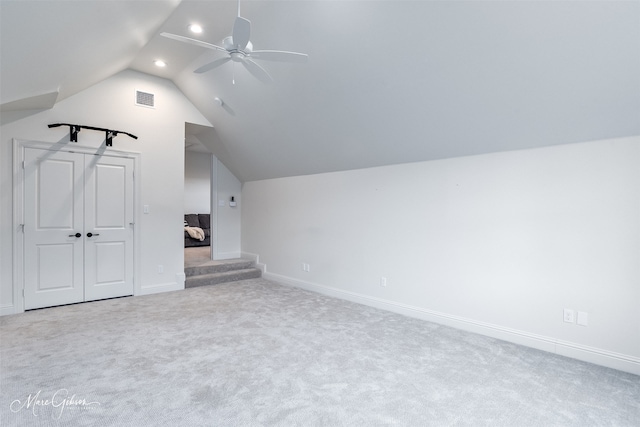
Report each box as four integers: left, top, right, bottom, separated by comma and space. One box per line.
48, 123, 138, 146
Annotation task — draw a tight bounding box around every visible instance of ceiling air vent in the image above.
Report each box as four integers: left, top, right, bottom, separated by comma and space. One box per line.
135, 90, 155, 108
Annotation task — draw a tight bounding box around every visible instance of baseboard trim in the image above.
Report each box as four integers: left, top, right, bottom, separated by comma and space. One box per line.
0, 305, 16, 316
216, 251, 242, 260
263, 272, 640, 376
241, 252, 266, 274
139, 281, 183, 295
176, 272, 186, 288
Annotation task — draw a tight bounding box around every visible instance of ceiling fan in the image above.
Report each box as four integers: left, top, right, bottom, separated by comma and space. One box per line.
160, 0, 308, 84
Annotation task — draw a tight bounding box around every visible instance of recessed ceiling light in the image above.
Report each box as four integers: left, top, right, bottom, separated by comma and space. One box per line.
154, 60, 167, 68
188, 24, 203, 34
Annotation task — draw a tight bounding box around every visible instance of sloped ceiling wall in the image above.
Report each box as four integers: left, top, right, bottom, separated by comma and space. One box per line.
0, 0, 181, 105
2, 0, 639, 182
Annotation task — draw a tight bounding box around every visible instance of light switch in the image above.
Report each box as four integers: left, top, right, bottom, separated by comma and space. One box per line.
218, 200, 225, 207
143, 205, 150, 214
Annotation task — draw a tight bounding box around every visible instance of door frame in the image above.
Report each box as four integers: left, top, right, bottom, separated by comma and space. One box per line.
12, 139, 141, 313
210, 153, 218, 261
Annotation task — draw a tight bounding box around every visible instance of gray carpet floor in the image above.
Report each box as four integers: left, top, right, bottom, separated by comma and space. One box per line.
185, 246, 214, 268
1, 279, 639, 426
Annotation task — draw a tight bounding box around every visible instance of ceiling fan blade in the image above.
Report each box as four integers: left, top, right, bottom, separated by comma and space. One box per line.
232, 17, 251, 51
250, 50, 309, 63
160, 32, 227, 53
194, 57, 231, 74
242, 58, 273, 84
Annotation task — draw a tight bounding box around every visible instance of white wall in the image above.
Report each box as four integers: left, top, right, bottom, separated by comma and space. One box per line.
184, 150, 211, 215
242, 137, 640, 374
213, 158, 242, 259
0, 69, 211, 313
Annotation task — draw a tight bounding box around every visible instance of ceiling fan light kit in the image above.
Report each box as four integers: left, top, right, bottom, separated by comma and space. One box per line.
160, 0, 308, 84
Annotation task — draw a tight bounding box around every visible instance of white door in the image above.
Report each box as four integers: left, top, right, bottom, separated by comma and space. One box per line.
23, 148, 134, 310
84, 155, 134, 301
24, 149, 85, 309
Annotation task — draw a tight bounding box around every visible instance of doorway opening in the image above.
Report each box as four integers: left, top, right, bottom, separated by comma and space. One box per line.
184, 123, 214, 268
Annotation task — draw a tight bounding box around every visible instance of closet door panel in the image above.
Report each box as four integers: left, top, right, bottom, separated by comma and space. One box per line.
23, 148, 85, 309
84, 156, 134, 301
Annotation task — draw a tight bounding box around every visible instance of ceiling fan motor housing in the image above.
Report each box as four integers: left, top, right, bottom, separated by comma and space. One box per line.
223, 36, 253, 55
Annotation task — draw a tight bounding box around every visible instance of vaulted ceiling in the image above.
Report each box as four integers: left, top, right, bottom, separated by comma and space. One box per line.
2, 0, 638, 182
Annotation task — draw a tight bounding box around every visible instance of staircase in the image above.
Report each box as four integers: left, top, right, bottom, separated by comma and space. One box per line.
185, 258, 262, 288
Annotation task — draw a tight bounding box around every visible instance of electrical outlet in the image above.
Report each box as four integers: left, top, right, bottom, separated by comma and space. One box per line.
380, 277, 387, 287
158, 265, 164, 274
302, 263, 310, 272
577, 311, 588, 326
563, 308, 575, 323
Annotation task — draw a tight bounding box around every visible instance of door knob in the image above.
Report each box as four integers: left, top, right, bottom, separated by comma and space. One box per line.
87, 232, 100, 237
68, 232, 82, 238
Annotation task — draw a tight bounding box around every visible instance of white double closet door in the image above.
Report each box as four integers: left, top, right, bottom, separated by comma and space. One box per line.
23, 147, 134, 310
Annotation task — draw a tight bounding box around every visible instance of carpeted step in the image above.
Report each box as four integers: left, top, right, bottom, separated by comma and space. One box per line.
185, 259, 255, 277
185, 268, 262, 288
